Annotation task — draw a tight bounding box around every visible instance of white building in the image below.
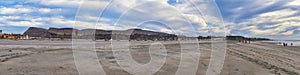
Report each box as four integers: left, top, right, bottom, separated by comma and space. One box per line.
19, 35, 30, 40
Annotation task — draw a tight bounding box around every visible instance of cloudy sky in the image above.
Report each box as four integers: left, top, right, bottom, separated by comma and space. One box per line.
0, 0, 299, 40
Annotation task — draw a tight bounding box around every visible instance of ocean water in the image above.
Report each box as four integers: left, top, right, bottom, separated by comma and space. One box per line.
263, 40, 300, 46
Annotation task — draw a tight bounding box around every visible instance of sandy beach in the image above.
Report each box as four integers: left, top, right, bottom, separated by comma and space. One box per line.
0, 39, 299, 75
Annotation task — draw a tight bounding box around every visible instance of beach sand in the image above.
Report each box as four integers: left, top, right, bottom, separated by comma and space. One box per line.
0, 39, 299, 75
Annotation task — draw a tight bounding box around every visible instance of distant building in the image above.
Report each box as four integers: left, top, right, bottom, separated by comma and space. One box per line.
1, 34, 30, 40
0, 30, 2, 39
0, 30, 30, 39
2, 34, 21, 39
19, 35, 30, 40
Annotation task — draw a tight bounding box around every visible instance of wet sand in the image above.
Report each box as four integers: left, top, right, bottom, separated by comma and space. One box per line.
0, 39, 299, 75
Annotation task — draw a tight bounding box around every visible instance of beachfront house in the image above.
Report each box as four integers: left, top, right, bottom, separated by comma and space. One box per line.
19, 35, 30, 40
2, 34, 21, 39
1, 33, 31, 40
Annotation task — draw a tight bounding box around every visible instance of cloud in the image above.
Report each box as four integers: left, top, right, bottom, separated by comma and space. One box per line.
282, 30, 294, 35
235, 8, 300, 36
286, 0, 300, 6
0, 7, 32, 14
38, 8, 62, 14
27, 0, 82, 8
259, 9, 297, 18
112, 1, 196, 35
249, 27, 277, 35
0, 16, 42, 27
1, 0, 299, 40
0, 6, 63, 15
216, 0, 300, 39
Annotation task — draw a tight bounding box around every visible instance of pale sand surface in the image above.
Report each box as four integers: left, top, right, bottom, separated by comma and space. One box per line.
0, 39, 299, 75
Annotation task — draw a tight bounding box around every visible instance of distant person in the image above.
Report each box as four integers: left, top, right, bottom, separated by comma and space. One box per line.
291, 43, 293, 46
284, 43, 288, 46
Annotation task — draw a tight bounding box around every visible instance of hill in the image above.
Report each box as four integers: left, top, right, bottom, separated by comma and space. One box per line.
23, 27, 177, 41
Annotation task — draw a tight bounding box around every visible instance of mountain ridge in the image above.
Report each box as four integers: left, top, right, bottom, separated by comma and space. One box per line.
23, 27, 177, 40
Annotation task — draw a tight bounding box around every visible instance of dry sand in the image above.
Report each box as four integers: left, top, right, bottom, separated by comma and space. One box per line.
0, 39, 299, 75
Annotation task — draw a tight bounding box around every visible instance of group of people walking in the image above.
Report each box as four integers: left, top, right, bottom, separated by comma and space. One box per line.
239, 40, 251, 44
281, 42, 293, 46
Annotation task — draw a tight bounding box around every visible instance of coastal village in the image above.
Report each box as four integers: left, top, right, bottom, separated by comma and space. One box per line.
0, 30, 30, 40
1, 27, 294, 46
0, 27, 270, 41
